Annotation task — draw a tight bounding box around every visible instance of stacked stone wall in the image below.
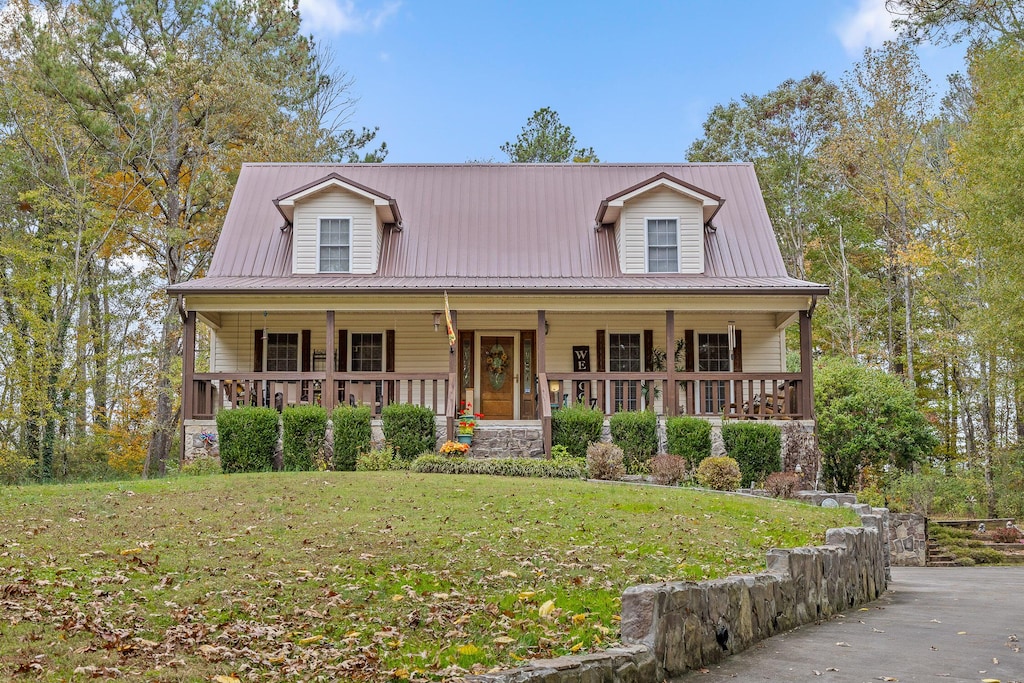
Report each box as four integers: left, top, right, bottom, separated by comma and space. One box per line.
470, 506, 888, 683
889, 512, 927, 567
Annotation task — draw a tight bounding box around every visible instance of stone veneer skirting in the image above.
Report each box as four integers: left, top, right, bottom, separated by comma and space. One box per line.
469, 504, 888, 683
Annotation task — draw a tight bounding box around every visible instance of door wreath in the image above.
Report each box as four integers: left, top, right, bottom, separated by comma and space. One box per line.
485, 343, 509, 390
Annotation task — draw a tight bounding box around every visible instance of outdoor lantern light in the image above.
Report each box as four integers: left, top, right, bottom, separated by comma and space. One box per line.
433, 312, 441, 331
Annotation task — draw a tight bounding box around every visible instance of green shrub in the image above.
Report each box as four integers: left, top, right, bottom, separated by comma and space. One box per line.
586, 442, 625, 481
695, 456, 742, 491
816, 357, 938, 492
381, 404, 436, 461
332, 405, 372, 471
721, 422, 781, 488
410, 455, 585, 479
609, 410, 658, 473
650, 453, 687, 486
282, 405, 327, 471
216, 407, 279, 473
665, 416, 712, 467
0, 446, 35, 485
357, 446, 395, 471
181, 455, 222, 476
552, 404, 604, 460
550, 444, 576, 462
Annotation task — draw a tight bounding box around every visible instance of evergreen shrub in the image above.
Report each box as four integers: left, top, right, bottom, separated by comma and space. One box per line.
695, 456, 741, 491
666, 416, 712, 467
282, 405, 327, 471
552, 403, 604, 459
216, 407, 278, 473
381, 404, 436, 461
332, 405, 372, 471
721, 422, 781, 487
609, 410, 658, 473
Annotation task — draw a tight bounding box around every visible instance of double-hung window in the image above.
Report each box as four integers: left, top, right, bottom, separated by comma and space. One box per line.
646, 218, 679, 273
319, 217, 350, 273
266, 333, 299, 372
350, 333, 383, 372
698, 332, 730, 413
609, 333, 641, 411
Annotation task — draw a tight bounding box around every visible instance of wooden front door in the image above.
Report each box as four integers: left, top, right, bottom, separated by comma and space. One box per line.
480, 336, 515, 420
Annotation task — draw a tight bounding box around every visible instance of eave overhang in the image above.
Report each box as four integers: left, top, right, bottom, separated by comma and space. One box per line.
595, 172, 723, 227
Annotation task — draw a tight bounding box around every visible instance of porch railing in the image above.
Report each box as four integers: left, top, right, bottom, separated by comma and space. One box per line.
188, 372, 450, 420
544, 372, 806, 420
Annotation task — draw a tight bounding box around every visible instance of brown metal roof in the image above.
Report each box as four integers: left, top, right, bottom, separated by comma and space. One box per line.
171, 163, 827, 295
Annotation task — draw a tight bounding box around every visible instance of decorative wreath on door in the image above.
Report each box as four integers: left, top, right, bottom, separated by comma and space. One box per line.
485, 343, 509, 390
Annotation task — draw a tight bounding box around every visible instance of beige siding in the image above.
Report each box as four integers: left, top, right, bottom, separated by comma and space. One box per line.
619, 187, 704, 274
292, 187, 378, 274
210, 311, 783, 374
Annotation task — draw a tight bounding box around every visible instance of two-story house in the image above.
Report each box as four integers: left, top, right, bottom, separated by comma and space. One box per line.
169, 163, 827, 459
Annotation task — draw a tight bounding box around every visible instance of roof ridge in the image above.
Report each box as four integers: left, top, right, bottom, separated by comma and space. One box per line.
240, 161, 755, 168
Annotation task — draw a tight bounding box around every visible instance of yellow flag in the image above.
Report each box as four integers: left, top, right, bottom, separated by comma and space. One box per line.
444, 291, 456, 349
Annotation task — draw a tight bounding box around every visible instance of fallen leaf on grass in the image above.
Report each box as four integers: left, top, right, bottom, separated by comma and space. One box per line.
570, 641, 584, 653
119, 548, 142, 555
213, 676, 240, 683
298, 635, 323, 646
493, 636, 515, 645
572, 613, 587, 625
538, 600, 555, 619
457, 644, 480, 656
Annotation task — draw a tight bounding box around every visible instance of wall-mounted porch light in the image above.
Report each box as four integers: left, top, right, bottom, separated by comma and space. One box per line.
433, 312, 442, 332
545, 320, 550, 335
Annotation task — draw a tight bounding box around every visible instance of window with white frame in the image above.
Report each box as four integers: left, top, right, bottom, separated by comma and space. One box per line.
319, 217, 350, 273
266, 333, 299, 372
646, 218, 679, 273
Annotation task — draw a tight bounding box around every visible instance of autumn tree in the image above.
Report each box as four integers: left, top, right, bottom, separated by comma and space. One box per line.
501, 107, 598, 163
11, 0, 382, 476
888, 0, 1024, 46
823, 41, 933, 386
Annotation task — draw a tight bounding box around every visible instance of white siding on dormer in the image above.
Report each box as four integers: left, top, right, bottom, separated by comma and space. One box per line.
619, 186, 705, 274
292, 187, 379, 274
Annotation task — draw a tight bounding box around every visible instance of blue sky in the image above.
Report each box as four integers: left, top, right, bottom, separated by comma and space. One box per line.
299, 0, 967, 162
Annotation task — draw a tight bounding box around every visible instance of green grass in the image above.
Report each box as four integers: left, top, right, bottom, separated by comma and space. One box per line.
0, 472, 857, 681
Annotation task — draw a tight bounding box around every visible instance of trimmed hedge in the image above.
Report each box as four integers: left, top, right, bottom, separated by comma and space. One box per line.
381, 404, 436, 461
216, 407, 279, 473
333, 405, 372, 471
666, 416, 712, 467
721, 422, 782, 487
410, 455, 586, 479
695, 455, 742, 490
551, 403, 604, 459
282, 405, 327, 471
609, 410, 658, 473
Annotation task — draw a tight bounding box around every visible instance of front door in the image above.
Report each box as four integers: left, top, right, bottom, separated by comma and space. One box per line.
480, 336, 515, 420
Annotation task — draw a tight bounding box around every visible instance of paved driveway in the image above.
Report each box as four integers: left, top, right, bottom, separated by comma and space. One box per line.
679, 567, 1023, 683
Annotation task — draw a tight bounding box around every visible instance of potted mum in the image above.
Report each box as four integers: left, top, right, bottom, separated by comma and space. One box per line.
457, 403, 483, 444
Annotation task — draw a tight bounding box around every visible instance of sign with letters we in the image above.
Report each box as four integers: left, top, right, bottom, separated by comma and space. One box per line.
572, 346, 590, 372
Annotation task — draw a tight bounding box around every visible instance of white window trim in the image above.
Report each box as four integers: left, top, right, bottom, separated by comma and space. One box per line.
317, 216, 352, 273
643, 216, 680, 273
696, 329, 734, 373
348, 330, 387, 372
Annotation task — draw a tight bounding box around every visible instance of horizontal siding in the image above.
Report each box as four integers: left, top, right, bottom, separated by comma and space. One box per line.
211, 311, 783, 374
292, 188, 378, 274
620, 187, 704, 274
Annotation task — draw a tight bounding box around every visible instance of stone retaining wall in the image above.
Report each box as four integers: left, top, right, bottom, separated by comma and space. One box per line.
888, 512, 927, 567
469, 505, 888, 683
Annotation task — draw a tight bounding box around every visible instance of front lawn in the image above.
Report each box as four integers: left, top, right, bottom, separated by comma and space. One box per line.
0, 472, 857, 681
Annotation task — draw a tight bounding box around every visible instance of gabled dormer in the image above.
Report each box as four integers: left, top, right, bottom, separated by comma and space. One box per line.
595, 173, 723, 275
274, 173, 402, 275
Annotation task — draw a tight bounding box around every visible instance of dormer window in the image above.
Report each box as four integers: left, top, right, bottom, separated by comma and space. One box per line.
646, 218, 679, 273
319, 217, 351, 273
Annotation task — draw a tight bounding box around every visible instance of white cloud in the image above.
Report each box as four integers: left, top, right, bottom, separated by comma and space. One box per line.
835, 0, 898, 55
299, 0, 401, 35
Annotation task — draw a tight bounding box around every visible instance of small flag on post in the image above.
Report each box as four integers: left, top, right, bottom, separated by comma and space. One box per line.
444, 291, 456, 351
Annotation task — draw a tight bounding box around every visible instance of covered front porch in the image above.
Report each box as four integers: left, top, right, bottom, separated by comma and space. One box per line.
180, 294, 817, 459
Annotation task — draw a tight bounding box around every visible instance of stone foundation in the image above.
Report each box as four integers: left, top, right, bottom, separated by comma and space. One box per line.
183, 420, 219, 463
